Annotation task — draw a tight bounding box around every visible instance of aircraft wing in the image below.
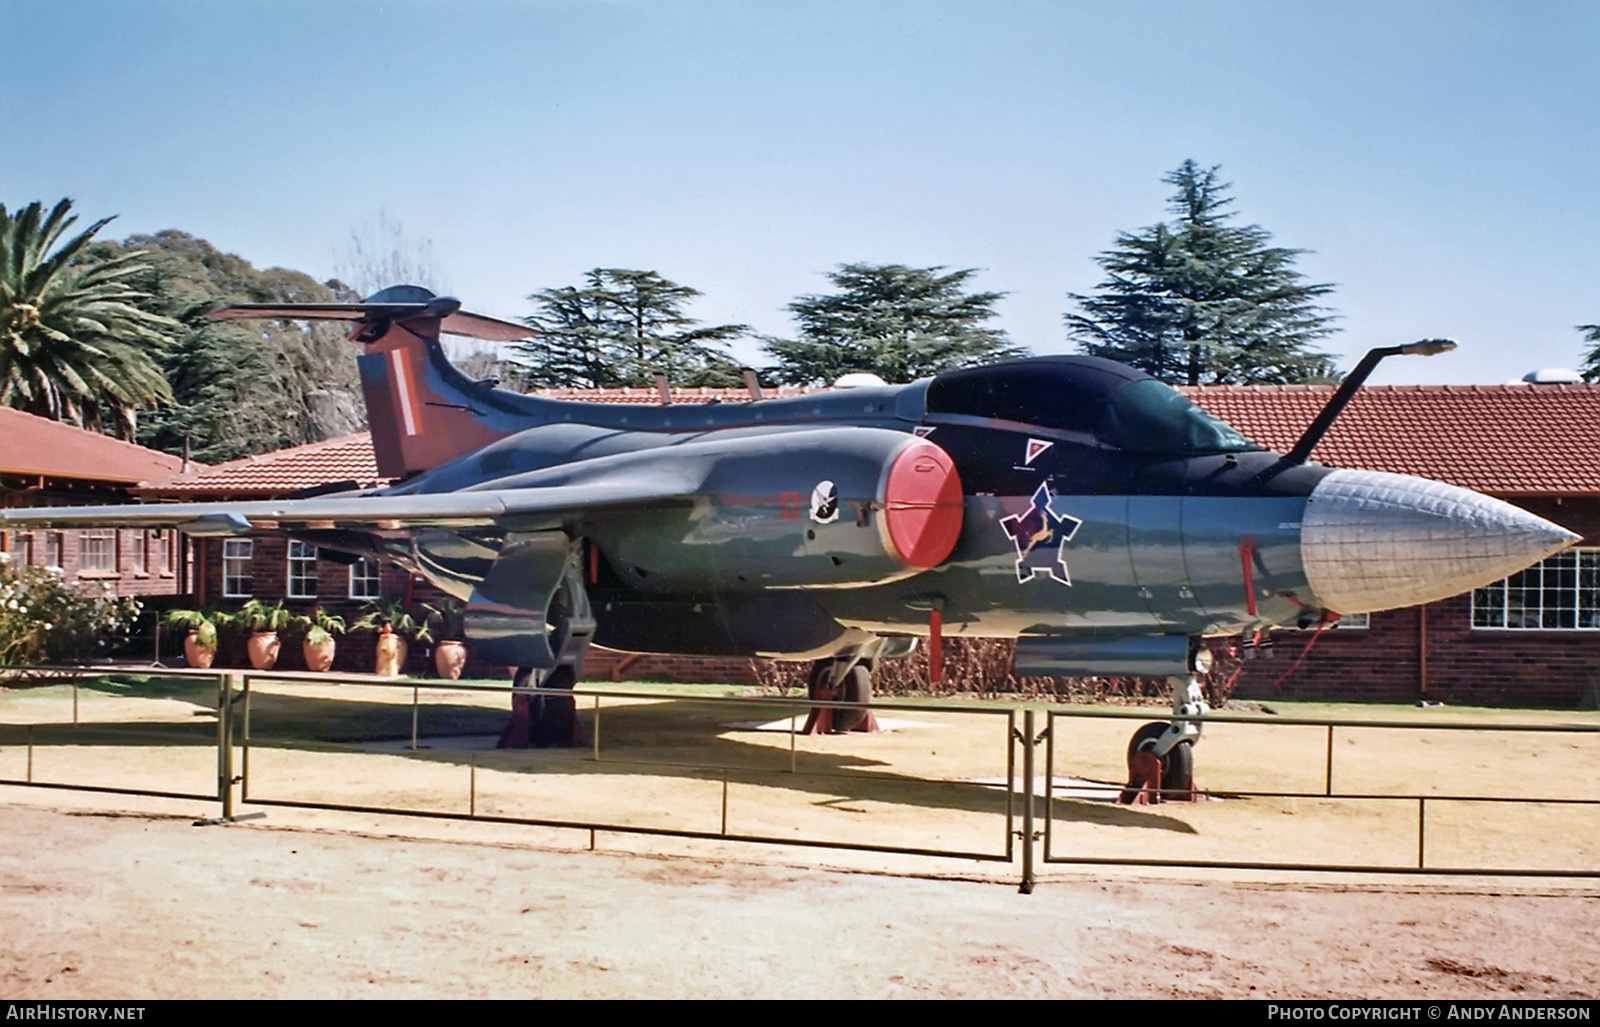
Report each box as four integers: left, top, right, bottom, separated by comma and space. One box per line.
0, 478, 695, 537
206, 302, 531, 342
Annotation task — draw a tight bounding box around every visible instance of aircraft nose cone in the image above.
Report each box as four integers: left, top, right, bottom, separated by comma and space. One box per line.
1300, 469, 1579, 614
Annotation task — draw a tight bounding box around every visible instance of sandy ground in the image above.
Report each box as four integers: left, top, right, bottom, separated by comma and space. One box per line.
1, 678, 1598, 998
1, 799, 1597, 999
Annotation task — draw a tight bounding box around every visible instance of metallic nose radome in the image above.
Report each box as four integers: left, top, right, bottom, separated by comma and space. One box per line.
1300, 469, 1579, 615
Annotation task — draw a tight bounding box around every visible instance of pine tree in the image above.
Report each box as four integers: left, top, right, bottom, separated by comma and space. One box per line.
513, 269, 746, 388
1066, 161, 1339, 385
1579, 324, 1600, 382
764, 263, 1026, 385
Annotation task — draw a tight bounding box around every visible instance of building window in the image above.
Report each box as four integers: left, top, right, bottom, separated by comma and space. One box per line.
349, 558, 381, 600
45, 532, 62, 570
153, 530, 174, 575
223, 539, 254, 598
80, 530, 116, 573
129, 530, 147, 574
287, 540, 319, 599
1333, 612, 1369, 629
12, 533, 33, 566
1472, 547, 1600, 630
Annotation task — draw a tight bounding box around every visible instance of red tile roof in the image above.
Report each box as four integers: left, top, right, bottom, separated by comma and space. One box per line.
136, 383, 1600, 498
0, 406, 190, 485
1182, 384, 1600, 495
139, 434, 383, 497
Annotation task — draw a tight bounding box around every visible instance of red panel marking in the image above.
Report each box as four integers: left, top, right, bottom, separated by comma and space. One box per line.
779, 491, 801, 519
883, 439, 964, 569
928, 607, 943, 684
1238, 536, 1258, 617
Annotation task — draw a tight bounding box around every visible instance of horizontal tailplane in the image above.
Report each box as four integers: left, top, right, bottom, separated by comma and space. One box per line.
205, 285, 537, 479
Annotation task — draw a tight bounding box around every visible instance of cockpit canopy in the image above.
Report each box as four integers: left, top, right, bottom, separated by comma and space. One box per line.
925, 356, 1258, 455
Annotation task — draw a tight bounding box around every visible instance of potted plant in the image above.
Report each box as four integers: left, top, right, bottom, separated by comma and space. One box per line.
165, 608, 221, 669
292, 607, 346, 673
354, 599, 430, 677
424, 599, 468, 680
237, 598, 291, 671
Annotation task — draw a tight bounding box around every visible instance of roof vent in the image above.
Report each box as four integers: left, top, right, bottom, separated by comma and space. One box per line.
1521, 368, 1583, 384
833, 372, 888, 389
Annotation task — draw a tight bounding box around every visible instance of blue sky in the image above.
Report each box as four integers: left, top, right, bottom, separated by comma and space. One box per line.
3, 0, 1595, 383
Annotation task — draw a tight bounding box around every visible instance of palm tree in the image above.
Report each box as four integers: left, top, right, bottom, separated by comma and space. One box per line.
0, 199, 176, 438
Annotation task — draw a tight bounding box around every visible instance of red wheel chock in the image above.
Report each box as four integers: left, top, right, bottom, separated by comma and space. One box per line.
497, 691, 533, 749
496, 688, 586, 749
1118, 749, 1164, 805
799, 682, 881, 735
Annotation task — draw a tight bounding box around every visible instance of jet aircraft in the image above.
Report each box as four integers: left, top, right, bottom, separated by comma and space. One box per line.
1, 287, 1577, 792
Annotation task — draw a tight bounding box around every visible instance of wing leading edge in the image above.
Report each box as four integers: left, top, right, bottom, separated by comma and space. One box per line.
0, 478, 696, 537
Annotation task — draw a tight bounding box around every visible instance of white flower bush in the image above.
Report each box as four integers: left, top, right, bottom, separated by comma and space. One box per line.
0, 563, 142, 665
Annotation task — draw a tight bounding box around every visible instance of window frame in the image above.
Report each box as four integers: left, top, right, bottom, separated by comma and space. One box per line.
129, 529, 147, 575
153, 530, 174, 576
222, 539, 254, 598
286, 540, 319, 600
348, 557, 382, 600
79, 530, 117, 574
1471, 546, 1600, 631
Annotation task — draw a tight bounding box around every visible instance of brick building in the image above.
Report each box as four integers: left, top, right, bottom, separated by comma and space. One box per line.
134, 434, 431, 673
0, 407, 189, 597
141, 382, 1600, 705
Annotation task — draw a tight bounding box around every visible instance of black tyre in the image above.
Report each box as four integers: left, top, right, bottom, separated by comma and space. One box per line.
1127, 721, 1193, 795
530, 664, 578, 747
1161, 738, 1195, 796
831, 665, 873, 732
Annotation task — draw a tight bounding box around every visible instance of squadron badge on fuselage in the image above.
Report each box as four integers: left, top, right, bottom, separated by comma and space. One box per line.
999, 482, 1083, 585
809, 480, 840, 524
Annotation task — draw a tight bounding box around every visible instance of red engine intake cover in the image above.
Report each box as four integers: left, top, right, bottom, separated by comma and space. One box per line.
881, 439, 964, 569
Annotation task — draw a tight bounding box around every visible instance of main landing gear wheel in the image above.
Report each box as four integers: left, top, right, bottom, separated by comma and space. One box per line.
831, 665, 874, 733
800, 660, 880, 735
1117, 721, 1195, 804
497, 665, 582, 749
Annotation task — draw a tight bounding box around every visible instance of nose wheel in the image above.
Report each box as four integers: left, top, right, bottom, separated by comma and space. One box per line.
1117, 722, 1195, 803
1116, 672, 1206, 804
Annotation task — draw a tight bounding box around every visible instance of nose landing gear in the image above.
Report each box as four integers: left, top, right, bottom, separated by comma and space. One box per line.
1117, 671, 1208, 804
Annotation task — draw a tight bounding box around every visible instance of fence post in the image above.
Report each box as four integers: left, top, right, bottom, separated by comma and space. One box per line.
1417, 797, 1426, 870
240, 677, 251, 803
216, 673, 237, 821
1325, 724, 1334, 796
1019, 708, 1035, 894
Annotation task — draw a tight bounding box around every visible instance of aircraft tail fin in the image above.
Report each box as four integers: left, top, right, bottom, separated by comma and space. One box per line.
206, 286, 538, 480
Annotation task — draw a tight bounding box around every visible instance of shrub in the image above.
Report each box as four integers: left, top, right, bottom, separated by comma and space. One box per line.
0, 559, 142, 666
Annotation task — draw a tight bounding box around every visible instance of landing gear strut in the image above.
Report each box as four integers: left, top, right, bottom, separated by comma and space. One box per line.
1117, 670, 1208, 804
497, 559, 595, 749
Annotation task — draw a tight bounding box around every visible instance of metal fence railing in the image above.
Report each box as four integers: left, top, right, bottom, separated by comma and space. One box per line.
1041, 707, 1600, 879
235, 674, 1020, 867
0, 666, 232, 810
3, 665, 1597, 890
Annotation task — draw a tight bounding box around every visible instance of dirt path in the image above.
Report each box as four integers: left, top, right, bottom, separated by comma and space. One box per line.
1, 797, 1596, 999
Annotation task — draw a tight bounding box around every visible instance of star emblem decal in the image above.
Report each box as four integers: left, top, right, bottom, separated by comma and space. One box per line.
999, 482, 1083, 585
